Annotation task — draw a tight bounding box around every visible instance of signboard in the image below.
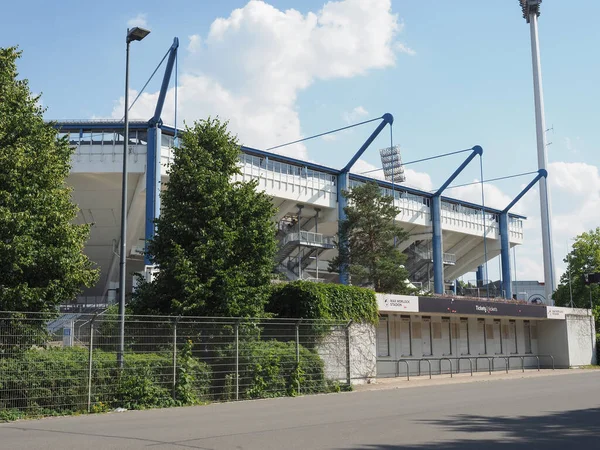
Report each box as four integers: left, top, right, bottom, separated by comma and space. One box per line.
418, 296, 547, 318
546, 306, 567, 320
377, 294, 419, 313
62, 325, 73, 347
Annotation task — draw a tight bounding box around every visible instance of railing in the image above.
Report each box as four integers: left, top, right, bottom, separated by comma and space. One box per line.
0, 312, 352, 419
281, 231, 335, 248
377, 354, 554, 381
414, 249, 456, 265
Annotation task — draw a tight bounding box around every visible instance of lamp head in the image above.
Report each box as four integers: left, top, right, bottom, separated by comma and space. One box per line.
520, 0, 541, 23
127, 27, 151, 43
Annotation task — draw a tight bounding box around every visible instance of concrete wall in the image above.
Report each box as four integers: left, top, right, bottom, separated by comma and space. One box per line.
376, 314, 541, 377
566, 314, 597, 366
537, 311, 596, 368
537, 320, 569, 368
318, 322, 376, 386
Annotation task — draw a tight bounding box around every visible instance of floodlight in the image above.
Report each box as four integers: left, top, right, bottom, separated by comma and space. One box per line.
379, 145, 406, 183
127, 27, 151, 43
520, 0, 541, 23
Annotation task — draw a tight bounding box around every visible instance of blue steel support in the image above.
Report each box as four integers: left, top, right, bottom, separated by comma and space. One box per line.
337, 172, 350, 285
337, 113, 393, 285
144, 126, 162, 265
144, 37, 179, 265
500, 169, 547, 299
342, 113, 393, 173
476, 265, 484, 287
432, 146, 483, 295
431, 195, 444, 294
499, 213, 511, 298
149, 38, 179, 127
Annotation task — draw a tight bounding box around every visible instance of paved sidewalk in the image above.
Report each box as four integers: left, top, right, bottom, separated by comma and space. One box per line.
354, 368, 597, 392
2, 370, 599, 449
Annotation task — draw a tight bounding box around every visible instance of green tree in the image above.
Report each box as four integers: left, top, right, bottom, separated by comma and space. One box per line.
554, 228, 600, 309
329, 181, 412, 294
0, 47, 98, 315
131, 118, 277, 317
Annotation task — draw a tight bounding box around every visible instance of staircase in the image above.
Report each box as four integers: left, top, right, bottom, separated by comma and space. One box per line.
404, 241, 456, 289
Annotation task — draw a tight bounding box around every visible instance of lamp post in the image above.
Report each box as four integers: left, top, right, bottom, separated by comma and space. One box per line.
519, 0, 556, 305
118, 26, 151, 369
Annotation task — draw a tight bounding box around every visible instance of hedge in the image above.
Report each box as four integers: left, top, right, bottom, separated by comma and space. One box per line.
267, 281, 378, 325
235, 340, 330, 399
0, 344, 211, 420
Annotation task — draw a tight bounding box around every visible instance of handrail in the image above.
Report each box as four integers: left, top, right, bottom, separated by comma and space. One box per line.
397, 359, 411, 381
440, 358, 453, 378
417, 359, 432, 379
377, 354, 553, 381
474, 356, 493, 375
538, 354, 555, 370
457, 357, 473, 376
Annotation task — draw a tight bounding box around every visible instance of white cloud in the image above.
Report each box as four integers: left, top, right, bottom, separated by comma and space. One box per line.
343, 106, 369, 124
395, 42, 416, 56
187, 34, 201, 53
321, 134, 338, 142
110, 0, 407, 159
127, 13, 148, 28
494, 161, 600, 283
448, 181, 513, 212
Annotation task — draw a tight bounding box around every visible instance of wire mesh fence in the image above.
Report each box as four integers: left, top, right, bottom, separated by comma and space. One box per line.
0, 312, 351, 420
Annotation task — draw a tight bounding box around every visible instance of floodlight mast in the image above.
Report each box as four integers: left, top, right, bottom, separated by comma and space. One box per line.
520, 0, 556, 305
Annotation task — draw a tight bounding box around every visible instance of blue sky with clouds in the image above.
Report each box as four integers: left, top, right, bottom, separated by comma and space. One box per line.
2, 0, 599, 283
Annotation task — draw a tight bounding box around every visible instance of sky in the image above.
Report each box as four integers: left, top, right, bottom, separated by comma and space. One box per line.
2, 0, 599, 286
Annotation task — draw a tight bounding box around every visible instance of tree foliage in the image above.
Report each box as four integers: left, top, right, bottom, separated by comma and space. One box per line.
329, 181, 412, 294
554, 227, 600, 308
131, 118, 277, 317
0, 47, 98, 314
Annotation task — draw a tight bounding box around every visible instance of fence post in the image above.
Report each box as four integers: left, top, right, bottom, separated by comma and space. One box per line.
345, 321, 352, 387
295, 320, 301, 395
87, 316, 95, 413
235, 321, 239, 401
172, 317, 178, 401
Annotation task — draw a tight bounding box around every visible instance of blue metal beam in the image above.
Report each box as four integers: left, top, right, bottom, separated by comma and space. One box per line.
145, 37, 179, 264
432, 146, 483, 294
434, 146, 483, 196
476, 265, 484, 287
144, 127, 162, 265
337, 172, 350, 284
342, 113, 393, 173
337, 113, 393, 284
148, 38, 179, 127
502, 169, 547, 214
500, 169, 547, 299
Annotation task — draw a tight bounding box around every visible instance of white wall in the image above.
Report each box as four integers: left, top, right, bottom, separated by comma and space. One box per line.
376, 314, 541, 377
318, 322, 376, 385
566, 314, 597, 366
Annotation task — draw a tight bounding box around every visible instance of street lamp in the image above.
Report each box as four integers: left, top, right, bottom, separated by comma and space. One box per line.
118, 26, 150, 368
519, 0, 556, 305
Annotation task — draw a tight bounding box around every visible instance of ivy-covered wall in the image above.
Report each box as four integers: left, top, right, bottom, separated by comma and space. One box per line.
267, 281, 378, 324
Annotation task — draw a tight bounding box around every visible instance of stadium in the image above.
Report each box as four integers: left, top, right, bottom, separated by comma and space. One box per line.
50, 29, 594, 372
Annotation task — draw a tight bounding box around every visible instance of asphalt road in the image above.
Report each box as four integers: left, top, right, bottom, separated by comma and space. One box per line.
1, 371, 599, 450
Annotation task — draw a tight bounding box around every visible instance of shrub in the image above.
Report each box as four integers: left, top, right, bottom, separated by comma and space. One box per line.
239, 340, 328, 399
0, 345, 211, 418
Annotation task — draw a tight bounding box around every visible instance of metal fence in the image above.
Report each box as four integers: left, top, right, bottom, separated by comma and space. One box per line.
0, 312, 351, 419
